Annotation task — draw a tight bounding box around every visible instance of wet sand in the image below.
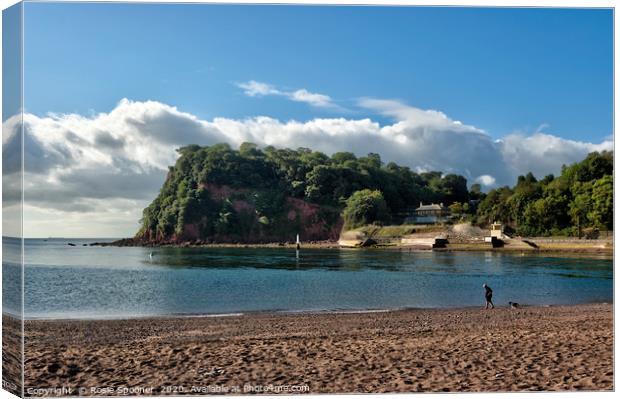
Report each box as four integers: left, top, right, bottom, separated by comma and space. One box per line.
6, 303, 614, 395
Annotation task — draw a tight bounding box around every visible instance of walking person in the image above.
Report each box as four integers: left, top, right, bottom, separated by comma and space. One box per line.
483, 283, 494, 309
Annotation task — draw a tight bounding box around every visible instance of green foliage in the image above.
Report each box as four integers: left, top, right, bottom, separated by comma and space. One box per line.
449, 202, 470, 216
139, 141, 612, 242
476, 151, 613, 236
476, 186, 513, 225
590, 175, 613, 230
469, 183, 483, 201
343, 189, 389, 229
561, 151, 613, 184
139, 142, 480, 242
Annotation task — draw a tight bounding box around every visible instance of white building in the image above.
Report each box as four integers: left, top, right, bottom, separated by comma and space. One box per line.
405, 202, 450, 224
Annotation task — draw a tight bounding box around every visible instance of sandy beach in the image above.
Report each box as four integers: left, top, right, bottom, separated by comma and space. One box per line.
5, 303, 613, 395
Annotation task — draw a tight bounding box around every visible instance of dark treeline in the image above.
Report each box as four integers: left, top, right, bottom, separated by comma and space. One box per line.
139, 142, 469, 239
475, 151, 613, 237
139, 142, 612, 240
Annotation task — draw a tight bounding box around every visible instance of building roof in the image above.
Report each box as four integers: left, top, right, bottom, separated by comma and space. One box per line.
415, 202, 447, 211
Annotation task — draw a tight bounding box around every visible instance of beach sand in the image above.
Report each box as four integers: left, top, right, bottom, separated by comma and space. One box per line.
6, 303, 613, 395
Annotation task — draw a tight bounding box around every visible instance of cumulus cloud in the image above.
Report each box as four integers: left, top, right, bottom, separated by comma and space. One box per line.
498, 133, 612, 181
236, 80, 340, 109
359, 98, 484, 134
2, 98, 612, 237
475, 175, 497, 187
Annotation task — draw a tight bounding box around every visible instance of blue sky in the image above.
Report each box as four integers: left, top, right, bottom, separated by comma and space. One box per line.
23, 3, 612, 142
4, 2, 614, 237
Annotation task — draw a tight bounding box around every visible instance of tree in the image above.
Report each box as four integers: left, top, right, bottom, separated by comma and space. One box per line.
568, 181, 593, 238
469, 183, 483, 201
304, 165, 340, 203
521, 194, 568, 236
137, 141, 613, 243
476, 186, 514, 226
589, 175, 613, 231
562, 151, 613, 185
342, 189, 389, 229
360, 153, 382, 169
449, 202, 464, 215
439, 174, 469, 204
509, 173, 542, 232
239, 142, 261, 158
331, 151, 357, 165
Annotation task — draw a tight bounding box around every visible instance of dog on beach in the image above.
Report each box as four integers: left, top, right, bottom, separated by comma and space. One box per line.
508, 301, 520, 309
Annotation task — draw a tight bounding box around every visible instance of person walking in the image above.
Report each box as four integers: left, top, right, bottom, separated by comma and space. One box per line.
483, 283, 494, 309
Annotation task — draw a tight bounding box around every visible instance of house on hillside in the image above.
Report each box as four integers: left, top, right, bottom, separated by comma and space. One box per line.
405, 202, 450, 224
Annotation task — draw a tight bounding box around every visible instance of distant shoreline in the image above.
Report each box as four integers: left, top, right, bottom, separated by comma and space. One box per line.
91, 238, 613, 255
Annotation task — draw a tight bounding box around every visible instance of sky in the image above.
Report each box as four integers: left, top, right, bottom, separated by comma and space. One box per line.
1, 2, 614, 238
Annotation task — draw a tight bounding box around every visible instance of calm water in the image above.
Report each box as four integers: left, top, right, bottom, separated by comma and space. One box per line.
1, 238, 613, 319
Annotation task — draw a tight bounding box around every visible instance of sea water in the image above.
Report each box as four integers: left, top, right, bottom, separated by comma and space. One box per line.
1, 237, 613, 319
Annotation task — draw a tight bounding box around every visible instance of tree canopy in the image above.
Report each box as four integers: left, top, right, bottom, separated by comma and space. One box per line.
476, 151, 613, 236
138, 142, 612, 242
343, 189, 389, 229
139, 142, 478, 241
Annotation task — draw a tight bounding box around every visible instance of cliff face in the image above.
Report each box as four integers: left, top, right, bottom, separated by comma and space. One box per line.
135, 184, 342, 245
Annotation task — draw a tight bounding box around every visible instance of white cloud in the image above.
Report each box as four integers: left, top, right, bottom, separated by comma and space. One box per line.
498, 132, 612, 181
290, 89, 334, 108
2, 98, 612, 237
358, 98, 485, 135
237, 80, 281, 97
236, 80, 339, 109
475, 175, 497, 187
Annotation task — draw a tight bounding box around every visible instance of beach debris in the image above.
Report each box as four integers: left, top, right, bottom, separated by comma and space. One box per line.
67, 243, 76, 246
205, 367, 225, 376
